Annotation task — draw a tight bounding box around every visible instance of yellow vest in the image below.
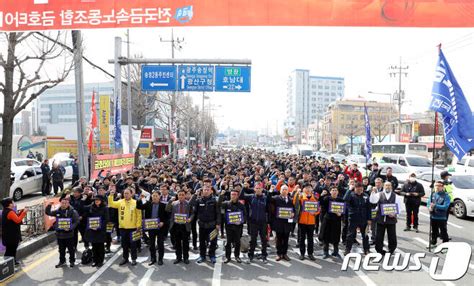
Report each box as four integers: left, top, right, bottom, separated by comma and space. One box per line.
108, 196, 142, 229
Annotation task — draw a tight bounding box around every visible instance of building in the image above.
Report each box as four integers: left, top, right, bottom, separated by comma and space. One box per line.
285, 69, 344, 144
33, 82, 114, 139
322, 99, 397, 153
21, 110, 32, 136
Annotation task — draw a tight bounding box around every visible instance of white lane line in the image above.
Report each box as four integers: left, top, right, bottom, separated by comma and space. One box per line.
418, 212, 463, 229
342, 247, 377, 286
83, 249, 123, 286
212, 256, 223, 286
414, 237, 430, 247
139, 267, 155, 286
383, 242, 454, 286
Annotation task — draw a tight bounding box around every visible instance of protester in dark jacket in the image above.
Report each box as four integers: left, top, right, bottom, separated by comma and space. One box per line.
270, 185, 295, 262
1, 198, 28, 265
319, 187, 344, 259
84, 195, 109, 267
69, 187, 90, 250
137, 190, 169, 266
400, 173, 425, 232
45, 196, 79, 268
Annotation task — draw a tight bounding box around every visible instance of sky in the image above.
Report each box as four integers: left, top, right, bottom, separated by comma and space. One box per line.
9, 26, 474, 133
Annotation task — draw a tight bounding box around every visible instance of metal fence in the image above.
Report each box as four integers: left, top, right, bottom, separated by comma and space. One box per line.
21, 203, 47, 240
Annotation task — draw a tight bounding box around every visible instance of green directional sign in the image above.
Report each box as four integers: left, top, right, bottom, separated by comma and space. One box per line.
224, 67, 241, 77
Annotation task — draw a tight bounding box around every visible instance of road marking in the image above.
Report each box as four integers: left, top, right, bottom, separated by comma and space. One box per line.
211, 255, 223, 286
418, 212, 463, 229
5, 248, 57, 283
383, 242, 455, 286
414, 237, 430, 247
83, 249, 122, 286
344, 255, 377, 286
138, 267, 155, 286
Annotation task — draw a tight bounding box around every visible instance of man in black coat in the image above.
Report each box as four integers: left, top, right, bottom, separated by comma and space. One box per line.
137, 190, 169, 266
400, 173, 425, 232
84, 195, 109, 267
45, 196, 79, 268
219, 188, 247, 264
344, 182, 371, 255
40, 159, 51, 196
270, 185, 295, 262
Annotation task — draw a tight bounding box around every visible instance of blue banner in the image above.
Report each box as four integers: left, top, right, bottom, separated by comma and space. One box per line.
114, 91, 122, 150
430, 49, 474, 161
364, 104, 372, 163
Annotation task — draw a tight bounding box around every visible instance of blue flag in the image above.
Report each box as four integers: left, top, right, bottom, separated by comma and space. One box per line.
114, 91, 123, 150
364, 104, 372, 163
430, 49, 474, 161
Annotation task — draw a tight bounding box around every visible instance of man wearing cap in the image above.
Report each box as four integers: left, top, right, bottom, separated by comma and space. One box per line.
440, 171, 454, 221
45, 196, 80, 268
344, 182, 371, 255
428, 181, 451, 246
69, 187, 90, 251
400, 173, 425, 232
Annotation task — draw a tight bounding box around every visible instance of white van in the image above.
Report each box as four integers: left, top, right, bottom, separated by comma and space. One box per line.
450, 155, 474, 173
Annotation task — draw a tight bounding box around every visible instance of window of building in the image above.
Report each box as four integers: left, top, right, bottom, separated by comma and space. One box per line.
325, 86, 330, 89
318, 85, 323, 89
338, 86, 342, 90
318, 92, 323, 95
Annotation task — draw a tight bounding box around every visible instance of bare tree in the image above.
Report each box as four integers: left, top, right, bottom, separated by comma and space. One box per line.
0, 32, 72, 199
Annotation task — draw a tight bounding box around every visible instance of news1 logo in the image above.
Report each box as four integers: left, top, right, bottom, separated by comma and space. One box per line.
342, 242, 472, 281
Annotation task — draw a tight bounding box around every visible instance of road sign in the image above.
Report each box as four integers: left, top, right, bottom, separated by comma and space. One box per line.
178, 65, 214, 91
215, 66, 251, 92
141, 65, 177, 91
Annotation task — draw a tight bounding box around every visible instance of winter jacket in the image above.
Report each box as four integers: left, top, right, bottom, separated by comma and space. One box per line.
84, 204, 109, 243
45, 205, 79, 239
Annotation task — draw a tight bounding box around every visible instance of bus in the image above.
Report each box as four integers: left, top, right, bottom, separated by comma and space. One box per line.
372, 143, 430, 159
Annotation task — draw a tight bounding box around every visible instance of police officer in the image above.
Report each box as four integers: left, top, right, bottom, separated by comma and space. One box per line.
219, 188, 247, 263
400, 173, 425, 232
239, 182, 270, 263
192, 184, 221, 264
370, 182, 404, 254
344, 182, 371, 255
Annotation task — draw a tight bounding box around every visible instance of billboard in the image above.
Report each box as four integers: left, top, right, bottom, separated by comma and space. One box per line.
1, 0, 473, 32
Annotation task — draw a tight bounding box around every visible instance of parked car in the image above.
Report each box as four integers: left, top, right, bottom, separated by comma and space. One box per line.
49, 157, 74, 180
11, 158, 41, 169
418, 172, 474, 219
9, 166, 43, 201
380, 154, 439, 175
450, 155, 474, 174
329, 153, 346, 163
360, 163, 411, 189
346, 155, 372, 168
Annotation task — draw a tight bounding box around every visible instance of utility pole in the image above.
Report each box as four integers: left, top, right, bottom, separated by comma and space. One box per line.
160, 29, 184, 159
389, 57, 409, 142
126, 30, 133, 154
71, 30, 88, 178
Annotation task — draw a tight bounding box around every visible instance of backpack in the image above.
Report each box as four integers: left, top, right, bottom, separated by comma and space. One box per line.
81, 248, 93, 265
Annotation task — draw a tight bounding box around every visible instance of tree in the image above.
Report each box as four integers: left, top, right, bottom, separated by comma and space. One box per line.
0, 32, 72, 199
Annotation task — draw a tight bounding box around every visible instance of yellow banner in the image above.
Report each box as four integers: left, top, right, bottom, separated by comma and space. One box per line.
47, 140, 78, 158
99, 95, 110, 152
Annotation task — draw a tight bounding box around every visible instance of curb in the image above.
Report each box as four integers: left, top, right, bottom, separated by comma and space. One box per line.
16, 231, 56, 260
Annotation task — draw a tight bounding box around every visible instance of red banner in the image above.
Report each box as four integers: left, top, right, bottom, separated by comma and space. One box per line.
0, 0, 473, 32
91, 153, 135, 180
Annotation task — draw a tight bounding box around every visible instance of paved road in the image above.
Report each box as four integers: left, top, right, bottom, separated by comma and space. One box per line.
5, 206, 474, 286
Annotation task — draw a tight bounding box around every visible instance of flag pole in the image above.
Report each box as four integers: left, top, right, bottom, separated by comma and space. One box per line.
428, 44, 442, 253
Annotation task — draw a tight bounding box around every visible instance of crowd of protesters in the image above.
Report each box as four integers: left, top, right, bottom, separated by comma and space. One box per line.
3, 148, 453, 268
